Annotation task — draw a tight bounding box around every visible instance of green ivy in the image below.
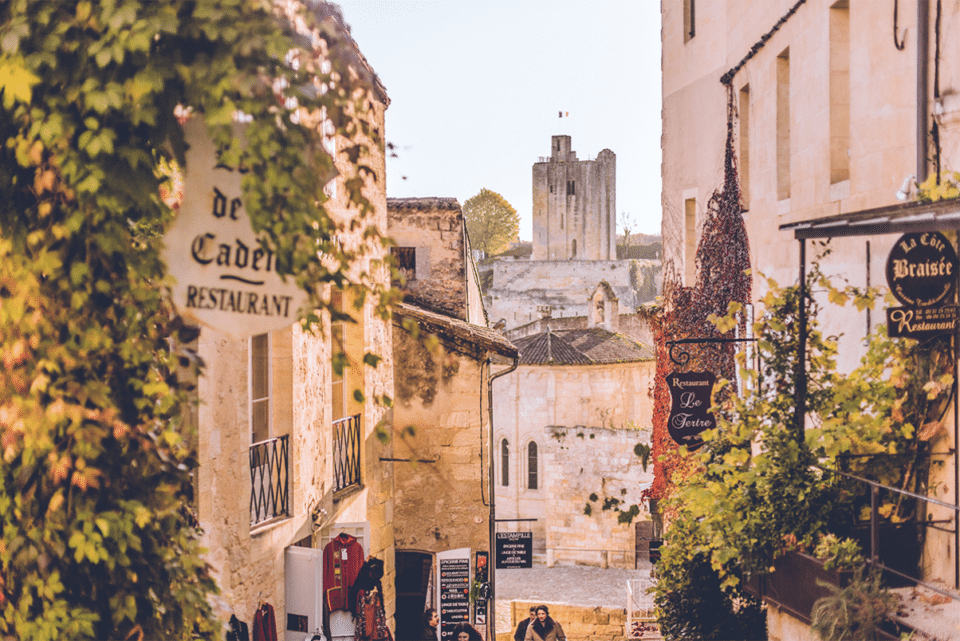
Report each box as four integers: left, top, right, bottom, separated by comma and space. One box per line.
0, 1, 393, 639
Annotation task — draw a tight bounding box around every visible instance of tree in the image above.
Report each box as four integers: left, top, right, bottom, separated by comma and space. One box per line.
618, 209, 636, 254
0, 1, 389, 639
462, 188, 519, 256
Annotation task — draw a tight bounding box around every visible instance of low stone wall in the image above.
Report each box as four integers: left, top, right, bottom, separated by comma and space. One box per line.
497, 601, 627, 641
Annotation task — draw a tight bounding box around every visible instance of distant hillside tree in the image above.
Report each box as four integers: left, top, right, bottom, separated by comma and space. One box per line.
463, 188, 519, 256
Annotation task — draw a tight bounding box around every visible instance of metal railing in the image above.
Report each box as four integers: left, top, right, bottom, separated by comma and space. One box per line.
626, 579, 660, 639
820, 465, 960, 601
334, 414, 362, 492
249, 435, 289, 525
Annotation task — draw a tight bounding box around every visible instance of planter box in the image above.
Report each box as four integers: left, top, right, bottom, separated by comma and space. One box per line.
743, 552, 851, 624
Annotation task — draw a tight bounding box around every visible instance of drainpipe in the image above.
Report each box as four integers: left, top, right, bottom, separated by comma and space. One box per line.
487, 354, 519, 641
917, 0, 929, 182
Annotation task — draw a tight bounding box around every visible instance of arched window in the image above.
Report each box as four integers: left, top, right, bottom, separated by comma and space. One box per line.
501, 439, 509, 487
571, 239, 577, 258
527, 442, 538, 490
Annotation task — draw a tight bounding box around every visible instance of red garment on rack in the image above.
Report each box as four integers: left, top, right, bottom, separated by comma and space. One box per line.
323, 532, 365, 611
253, 602, 278, 641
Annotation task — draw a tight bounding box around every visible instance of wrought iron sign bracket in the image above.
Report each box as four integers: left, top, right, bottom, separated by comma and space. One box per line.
665, 337, 758, 367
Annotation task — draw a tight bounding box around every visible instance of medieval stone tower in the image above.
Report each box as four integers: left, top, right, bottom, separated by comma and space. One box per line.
532, 135, 616, 261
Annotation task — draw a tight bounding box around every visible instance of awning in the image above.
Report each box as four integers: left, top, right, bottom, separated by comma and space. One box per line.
780, 199, 960, 239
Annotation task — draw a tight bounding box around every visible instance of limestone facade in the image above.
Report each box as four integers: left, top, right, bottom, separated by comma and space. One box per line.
191, 8, 399, 635
661, 1, 960, 637
493, 300, 655, 569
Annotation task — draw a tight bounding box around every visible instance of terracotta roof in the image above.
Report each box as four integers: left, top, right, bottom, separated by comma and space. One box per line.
393, 303, 517, 359
387, 197, 461, 211
513, 328, 653, 365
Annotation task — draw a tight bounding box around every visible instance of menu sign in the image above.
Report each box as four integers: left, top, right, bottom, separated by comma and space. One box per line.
473, 552, 489, 639
162, 118, 308, 339
885, 232, 958, 308
666, 371, 716, 449
495, 532, 533, 569
438, 551, 471, 641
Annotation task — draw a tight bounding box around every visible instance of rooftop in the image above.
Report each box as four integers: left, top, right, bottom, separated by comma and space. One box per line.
513, 327, 653, 366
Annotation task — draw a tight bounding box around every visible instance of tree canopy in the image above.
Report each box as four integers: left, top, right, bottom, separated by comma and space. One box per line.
0, 1, 388, 639
462, 188, 519, 256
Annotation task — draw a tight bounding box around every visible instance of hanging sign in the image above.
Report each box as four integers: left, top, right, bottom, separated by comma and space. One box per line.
495, 532, 533, 569
886, 306, 958, 340
161, 118, 308, 339
885, 232, 958, 308
666, 371, 716, 449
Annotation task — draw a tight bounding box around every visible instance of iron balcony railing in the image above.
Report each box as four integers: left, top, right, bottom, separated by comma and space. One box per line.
820, 464, 960, 602
249, 435, 289, 526
334, 414, 362, 492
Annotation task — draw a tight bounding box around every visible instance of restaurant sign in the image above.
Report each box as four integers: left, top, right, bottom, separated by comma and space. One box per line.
886, 306, 958, 340
162, 119, 308, 339
666, 371, 716, 449
885, 232, 958, 308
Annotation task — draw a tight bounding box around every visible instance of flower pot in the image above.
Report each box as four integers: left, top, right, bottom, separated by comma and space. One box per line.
743, 551, 852, 624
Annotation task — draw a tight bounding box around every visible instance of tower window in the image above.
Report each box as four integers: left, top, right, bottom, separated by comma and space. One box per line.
566, 181, 575, 196
501, 439, 510, 487
527, 442, 538, 490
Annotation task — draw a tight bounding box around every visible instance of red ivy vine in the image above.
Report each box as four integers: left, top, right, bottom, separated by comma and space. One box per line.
645, 88, 752, 506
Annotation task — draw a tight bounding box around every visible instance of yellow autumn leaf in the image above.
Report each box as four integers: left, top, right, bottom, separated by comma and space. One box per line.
0, 60, 40, 110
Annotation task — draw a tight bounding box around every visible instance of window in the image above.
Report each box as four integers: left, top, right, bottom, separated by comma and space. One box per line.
739, 85, 750, 206
250, 333, 270, 444
391, 247, 417, 283
331, 290, 347, 421
566, 180, 576, 196
684, 198, 697, 286
829, 1, 850, 185
571, 239, 577, 258
501, 439, 509, 487
777, 48, 791, 201
684, 0, 695, 42
527, 442, 538, 490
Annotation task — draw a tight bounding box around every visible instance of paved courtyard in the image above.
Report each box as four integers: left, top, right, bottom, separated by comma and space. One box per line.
492, 564, 654, 635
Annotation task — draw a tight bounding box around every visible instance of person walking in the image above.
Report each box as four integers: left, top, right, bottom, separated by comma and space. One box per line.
513, 607, 536, 641
421, 608, 438, 641
523, 606, 565, 641
451, 623, 483, 641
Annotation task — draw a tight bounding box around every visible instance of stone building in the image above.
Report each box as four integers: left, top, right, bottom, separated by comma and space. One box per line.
661, 0, 960, 638
532, 135, 616, 261
483, 136, 660, 330
387, 197, 518, 641
186, 6, 400, 639
492, 289, 655, 569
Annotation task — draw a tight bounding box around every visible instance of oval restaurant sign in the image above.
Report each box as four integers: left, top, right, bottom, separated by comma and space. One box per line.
885, 231, 958, 307
162, 118, 308, 339
666, 371, 716, 450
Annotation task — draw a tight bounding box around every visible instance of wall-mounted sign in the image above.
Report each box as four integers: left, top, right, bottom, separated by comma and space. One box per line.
666, 371, 716, 449
473, 551, 489, 638
885, 232, 958, 308
886, 306, 958, 340
495, 532, 533, 569
162, 118, 308, 340
437, 548, 471, 641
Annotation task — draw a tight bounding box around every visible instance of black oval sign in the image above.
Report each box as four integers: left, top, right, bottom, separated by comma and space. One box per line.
666, 371, 716, 450
886, 232, 958, 307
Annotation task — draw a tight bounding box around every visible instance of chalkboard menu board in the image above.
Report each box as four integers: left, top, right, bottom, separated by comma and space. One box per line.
495, 532, 533, 569
439, 556, 471, 641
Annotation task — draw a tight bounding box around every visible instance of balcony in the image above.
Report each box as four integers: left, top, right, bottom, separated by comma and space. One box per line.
333, 414, 362, 494
249, 435, 289, 526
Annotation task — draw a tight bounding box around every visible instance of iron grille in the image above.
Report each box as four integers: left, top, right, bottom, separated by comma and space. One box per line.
249, 435, 289, 525
333, 414, 361, 492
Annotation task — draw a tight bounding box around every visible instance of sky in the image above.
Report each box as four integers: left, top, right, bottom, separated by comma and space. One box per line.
333, 0, 663, 240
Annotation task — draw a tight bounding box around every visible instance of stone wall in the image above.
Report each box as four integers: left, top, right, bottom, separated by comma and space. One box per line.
500, 602, 627, 641
391, 319, 492, 556
494, 364, 655, 568
485, 259, 659, 329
